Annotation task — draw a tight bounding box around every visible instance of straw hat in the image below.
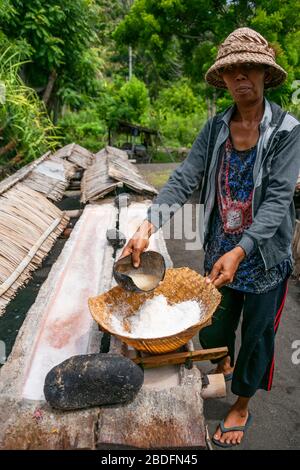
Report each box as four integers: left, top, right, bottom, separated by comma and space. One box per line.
205, 27, 287, 89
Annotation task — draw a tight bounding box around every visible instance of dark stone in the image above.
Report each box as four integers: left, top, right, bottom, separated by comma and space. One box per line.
106, 229, 126, 249
44, 353, 144, 410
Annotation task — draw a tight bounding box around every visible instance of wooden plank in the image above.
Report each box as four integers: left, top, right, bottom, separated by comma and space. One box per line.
132, 347, 229, 368
64, 190, 81, 197
0, 151, 76, 202
106, 146, 128, 160
201, 374, 226, 399
52, 143, 75, 159
52, 143, 94, 169
21, 204, 117, 401
97, 380, 205, 449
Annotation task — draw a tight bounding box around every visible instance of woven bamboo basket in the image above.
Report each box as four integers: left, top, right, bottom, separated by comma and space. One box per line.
88, 267, 221, 355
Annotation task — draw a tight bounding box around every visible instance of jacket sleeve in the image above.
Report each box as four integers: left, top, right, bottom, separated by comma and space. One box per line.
146, 118, 212, 230
238, 124, 300, 256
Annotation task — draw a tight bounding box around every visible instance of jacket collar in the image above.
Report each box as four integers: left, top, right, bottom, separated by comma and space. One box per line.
219, 97, 273, 131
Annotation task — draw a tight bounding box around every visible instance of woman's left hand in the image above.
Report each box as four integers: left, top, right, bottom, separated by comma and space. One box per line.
206, 247, 246, 288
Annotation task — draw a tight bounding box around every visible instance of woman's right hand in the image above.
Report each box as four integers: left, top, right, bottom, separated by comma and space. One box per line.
119, 220, 155, 268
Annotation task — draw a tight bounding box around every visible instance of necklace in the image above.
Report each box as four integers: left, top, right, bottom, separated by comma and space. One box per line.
217, 137, 255, 234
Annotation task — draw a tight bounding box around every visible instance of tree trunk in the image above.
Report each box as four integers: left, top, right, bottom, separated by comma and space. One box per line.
42, 70, 57, 106
0, 139, 17, 156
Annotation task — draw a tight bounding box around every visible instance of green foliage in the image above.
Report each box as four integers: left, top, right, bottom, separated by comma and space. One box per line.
57, 75, 151, 150
1, 0, 300, 166
149, 107, 207, 149
115, 0, 300, 111
155, 79, 200, 116
58, 107, 107, 152
116, 76, 150, 122
146, 79, 207, 148
1, 0, 103, 104
0, 48, 58, 166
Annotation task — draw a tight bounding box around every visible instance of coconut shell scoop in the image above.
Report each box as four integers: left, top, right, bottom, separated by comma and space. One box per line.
113, 250, 166, 293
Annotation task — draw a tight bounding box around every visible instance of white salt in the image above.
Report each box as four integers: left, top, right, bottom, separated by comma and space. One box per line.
110, 294, 205, 338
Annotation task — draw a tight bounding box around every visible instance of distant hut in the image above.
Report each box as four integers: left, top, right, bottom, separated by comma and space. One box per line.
108, 120, 159, 162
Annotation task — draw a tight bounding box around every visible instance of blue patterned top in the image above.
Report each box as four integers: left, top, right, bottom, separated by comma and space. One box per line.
204, 136, 292, 294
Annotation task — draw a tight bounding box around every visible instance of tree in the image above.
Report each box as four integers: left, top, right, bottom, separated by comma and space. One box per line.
114, 0, 300, 110
0, 48, 57, 167
0, 0, 103, 116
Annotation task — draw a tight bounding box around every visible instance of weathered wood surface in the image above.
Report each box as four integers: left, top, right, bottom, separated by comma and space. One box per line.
97, 201, 207, 449
0, 204, 117, 449
0, 183, 68, 315
68, 144, 94, 169
0, 200, 207, 449
98, 336, 206, 449
97, 374, 205, 449
52, 143, 75, 159
0, 401, 99, 450
65, 209, 83, 218
201, 373, 226, 400
23, 166, 67, 202
106, 146, 129, 160
132, 347, 228, 368
21, 204, 117, 401
51, 155, 76, 180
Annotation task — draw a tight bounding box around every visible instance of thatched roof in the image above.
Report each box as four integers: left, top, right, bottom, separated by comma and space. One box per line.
0, 152, 51, 196
81, 146, 158, 202
0, 184, 69, 315
107, 152, 158, 195
22, 155, 76, 202
81, 151, 123, 204
0, 151, 77, 202
52, 143, 94, 169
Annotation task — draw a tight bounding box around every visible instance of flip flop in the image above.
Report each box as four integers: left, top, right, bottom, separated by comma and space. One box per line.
224, 372, 233, 382
212, 412, 253, 448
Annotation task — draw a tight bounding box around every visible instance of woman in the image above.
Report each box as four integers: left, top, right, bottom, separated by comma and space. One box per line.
120, 27, 300, 448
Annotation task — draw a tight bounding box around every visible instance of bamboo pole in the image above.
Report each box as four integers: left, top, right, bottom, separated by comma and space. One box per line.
0, 218, 61, 296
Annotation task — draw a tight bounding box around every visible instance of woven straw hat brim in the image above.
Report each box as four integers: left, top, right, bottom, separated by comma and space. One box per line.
205, 52, 287, 89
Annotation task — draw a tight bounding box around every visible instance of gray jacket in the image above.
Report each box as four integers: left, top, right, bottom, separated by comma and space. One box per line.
147, 98, 300, 270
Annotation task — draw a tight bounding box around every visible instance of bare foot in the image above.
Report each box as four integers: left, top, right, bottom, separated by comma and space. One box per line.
213, 406, 249, 446
212, 356, 234, 376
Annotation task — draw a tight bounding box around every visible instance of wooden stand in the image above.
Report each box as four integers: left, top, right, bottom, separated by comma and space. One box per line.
131, 346, 228, 369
